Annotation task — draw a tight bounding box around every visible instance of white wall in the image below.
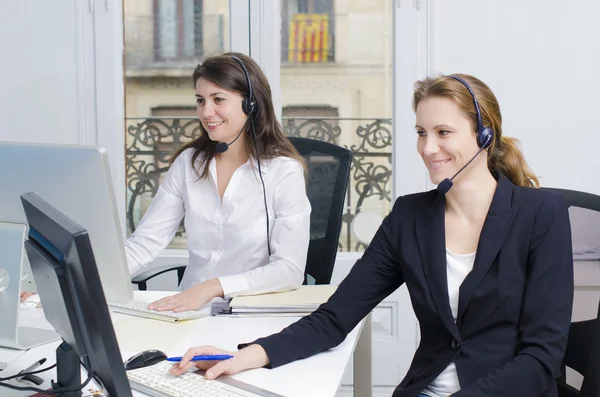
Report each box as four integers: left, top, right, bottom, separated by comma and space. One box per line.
427, 0, 600, 194
0, 0, 126, 226
0, 2, 84, 144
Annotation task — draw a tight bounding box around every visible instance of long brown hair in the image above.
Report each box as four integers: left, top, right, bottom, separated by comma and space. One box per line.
171, 52, 306, 178
412, 74, 539, 188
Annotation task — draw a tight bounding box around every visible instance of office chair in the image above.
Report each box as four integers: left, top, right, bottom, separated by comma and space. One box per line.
541, 187, 600, 397
288, 137, 352, 284
131, 137, 352, 290
556, 299, 600, 397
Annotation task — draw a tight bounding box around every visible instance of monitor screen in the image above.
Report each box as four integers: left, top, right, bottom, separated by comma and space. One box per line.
0, 142, 132, 304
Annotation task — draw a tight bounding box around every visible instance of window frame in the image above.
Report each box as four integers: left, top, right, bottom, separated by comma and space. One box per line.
153, 0, 204, 62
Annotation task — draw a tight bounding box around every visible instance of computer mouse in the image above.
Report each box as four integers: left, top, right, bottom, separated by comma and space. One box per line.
124, 349, 167, 371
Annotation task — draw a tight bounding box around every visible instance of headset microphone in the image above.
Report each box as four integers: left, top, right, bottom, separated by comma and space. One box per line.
214, 142, 228, 153
437, 135, 491, 194
213, 118, 249, 153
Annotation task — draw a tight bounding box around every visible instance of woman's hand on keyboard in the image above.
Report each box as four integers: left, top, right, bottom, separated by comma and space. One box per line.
148, 279, 224, 312
168, 344, 270, 380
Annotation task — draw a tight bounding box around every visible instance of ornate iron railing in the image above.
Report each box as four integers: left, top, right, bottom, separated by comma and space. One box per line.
125, 117, 392, 251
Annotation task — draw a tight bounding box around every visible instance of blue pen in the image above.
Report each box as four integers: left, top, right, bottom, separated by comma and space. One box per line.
167, 355, 234, 362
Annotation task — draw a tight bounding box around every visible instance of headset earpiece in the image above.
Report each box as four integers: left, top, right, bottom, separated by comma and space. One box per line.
478, 127, 494, 149
231, 55, 256, 116
241, 97, 256, 115
449, 75, 494, 149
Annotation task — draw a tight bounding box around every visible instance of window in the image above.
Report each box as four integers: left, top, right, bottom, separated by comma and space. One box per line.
155, 0, 204, 61
126, 0, 227, 70
149, 106, 196, 171
126, 106, 197, 249
124, 0, 232, 248
280, 2, 393, 251
282, 105, 340, 144
281, 0, 335, 63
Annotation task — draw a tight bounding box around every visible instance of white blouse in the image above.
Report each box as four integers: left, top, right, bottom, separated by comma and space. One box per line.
124, 148, 311, 298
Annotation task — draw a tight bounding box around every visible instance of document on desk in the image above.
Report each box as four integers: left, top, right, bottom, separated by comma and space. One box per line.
228, 285, 337, 314
113, 317, 196, 353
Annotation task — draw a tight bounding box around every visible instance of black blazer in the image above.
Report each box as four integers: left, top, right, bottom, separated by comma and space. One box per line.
246, 173, 574, 397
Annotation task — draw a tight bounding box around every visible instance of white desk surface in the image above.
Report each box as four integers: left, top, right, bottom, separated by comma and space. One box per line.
0, 291, 366, 397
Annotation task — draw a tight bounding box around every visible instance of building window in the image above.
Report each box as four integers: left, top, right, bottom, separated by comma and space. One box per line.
281, 0, 335, 63
154, 0, 203, 62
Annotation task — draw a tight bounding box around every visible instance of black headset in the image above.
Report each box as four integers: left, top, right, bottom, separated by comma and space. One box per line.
229, 55, 271, 256
437, 75, 495, 194
449, 75, 494, 149
231, 55, 257, 116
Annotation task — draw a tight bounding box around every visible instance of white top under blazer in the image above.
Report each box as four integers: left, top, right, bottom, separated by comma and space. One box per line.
422, 248, 476, 397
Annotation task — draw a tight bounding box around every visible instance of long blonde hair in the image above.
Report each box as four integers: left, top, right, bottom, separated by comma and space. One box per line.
412, 74, 539, 188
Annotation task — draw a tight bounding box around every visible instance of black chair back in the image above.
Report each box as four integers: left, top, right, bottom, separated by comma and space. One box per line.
579, 301, 600, 397
542, 187, 600, 397
289, 137, 352, 285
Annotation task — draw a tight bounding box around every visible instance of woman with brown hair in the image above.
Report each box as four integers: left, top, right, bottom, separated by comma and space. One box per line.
171, 74, 573, 397
125, 53, 310, 312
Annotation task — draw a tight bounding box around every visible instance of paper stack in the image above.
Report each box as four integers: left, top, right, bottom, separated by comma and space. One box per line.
211, 285, 337, 316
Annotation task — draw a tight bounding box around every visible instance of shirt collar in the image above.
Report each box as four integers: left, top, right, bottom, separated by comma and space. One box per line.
208, 155, 269, 175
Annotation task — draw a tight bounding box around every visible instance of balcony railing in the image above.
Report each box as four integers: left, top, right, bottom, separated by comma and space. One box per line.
125, 117, 392, 251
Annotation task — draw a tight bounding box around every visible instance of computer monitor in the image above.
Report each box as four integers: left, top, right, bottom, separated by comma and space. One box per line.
0, 142, 133, 349
0, 142, 132, 302
20, 192, 133, 397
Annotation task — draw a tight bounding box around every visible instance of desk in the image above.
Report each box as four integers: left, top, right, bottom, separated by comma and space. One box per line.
1, 291, 372, 397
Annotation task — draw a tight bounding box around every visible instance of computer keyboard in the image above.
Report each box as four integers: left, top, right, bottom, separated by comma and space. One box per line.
108, 300, 209, 323
127, 361, 282, 397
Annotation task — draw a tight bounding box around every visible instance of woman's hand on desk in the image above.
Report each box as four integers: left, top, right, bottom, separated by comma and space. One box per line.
148, 278, 224, 312
169, 344, 270, 380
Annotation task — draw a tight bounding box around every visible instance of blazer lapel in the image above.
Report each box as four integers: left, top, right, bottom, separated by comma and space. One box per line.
457, 174, 518, 325
416, 196, 460, 339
